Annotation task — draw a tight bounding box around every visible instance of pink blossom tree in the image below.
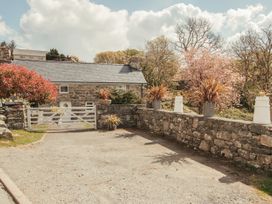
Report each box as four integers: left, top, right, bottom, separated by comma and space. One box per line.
183, 50, 243, 112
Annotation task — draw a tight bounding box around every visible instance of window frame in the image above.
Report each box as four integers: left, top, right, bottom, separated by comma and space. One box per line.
59, 85, 69, 94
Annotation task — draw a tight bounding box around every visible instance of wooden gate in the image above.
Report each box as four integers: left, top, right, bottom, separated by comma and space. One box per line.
26, 106, 97, 131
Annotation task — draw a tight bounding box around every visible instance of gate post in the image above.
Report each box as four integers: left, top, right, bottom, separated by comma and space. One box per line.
26, 107, 31, 130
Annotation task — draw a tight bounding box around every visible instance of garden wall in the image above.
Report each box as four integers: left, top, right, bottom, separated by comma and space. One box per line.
137, 108, 272, 173
97, 104, 145, 129
0, 102, 25, 129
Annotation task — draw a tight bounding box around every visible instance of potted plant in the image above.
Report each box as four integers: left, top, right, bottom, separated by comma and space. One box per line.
104, 114, 122, 130
200, 79, 224, 117
147, 85, 167, 110
98, 88, 111, 105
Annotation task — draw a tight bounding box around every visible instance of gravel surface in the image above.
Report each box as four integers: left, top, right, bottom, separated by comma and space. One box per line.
0, 129, 271, 204
0, 183, 14, 204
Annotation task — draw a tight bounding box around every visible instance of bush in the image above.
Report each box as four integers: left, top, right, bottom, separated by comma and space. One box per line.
110, 90, 140, 104
0, 64, 57, 104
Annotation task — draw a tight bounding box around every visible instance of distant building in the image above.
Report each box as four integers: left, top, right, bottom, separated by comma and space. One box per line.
0, 46, 11, 63
13, 49, 47, 61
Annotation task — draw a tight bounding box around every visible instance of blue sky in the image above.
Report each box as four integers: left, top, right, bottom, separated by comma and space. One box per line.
0, 0, 272, 61
1, 0, 271, 31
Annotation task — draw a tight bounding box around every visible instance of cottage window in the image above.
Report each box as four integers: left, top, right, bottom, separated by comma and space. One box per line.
59, 85, 69, 93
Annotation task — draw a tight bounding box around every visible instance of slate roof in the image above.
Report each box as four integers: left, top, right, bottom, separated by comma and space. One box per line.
13, 60, 147, 84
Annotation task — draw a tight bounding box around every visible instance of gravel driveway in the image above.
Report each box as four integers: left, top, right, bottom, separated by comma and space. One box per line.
0, 129, 270, 204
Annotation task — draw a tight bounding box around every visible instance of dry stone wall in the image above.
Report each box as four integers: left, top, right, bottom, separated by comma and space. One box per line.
97, 104, 145, 129
0, 102, 26, 130
137, 108, 272, 173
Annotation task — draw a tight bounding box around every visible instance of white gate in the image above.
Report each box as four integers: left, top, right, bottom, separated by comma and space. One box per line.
26, 106, 97, 131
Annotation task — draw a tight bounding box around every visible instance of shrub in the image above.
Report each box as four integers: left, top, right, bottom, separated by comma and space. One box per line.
146, 85, 168, 102
0, 64, 57, 104
104, 115, 121, 130
99, 88, 110, 100
110, 89, 140, 104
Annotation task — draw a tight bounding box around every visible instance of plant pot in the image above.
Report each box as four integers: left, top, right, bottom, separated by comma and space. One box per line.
108, 124, 117, 131
152, 100, 161, 110
203, 101, 215, 117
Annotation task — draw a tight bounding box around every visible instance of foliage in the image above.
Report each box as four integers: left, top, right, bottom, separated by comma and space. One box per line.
99, 88, 111, 100
232, 25, 272, 110
183, 50, 242, 112
217, 107, 253, 121
104, 115, 121, 130
0, 129, 45, 147
175, 17, 222, 53
142, 36, 179, 87
94, 49, 144, 65
147, 85, 168, 102
110, 89, 140, 104
46, 48, 80, 62
0, 64, 57, 104
191, 78, 225, 105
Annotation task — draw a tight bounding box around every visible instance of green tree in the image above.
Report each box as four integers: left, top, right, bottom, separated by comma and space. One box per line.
94, 49, 144, 64
142, 36, 179, 87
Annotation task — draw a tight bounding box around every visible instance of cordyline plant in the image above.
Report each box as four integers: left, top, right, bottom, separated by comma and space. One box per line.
0, 64, 57, 104
99, 88, 111, 100
183, 50, 243, 111
147, 85, 168, 102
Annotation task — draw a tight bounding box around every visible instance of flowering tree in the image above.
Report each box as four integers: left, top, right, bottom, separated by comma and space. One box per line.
0, 64, 57, 104
183, 50, 242, 112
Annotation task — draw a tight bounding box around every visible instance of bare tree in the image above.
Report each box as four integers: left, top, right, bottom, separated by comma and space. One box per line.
232, 25, 272, 109
8, 40, 16, 60
175, 17, 222, 53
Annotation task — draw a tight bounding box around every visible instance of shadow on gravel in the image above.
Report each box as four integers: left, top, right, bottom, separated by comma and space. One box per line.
117, 128, 272, 198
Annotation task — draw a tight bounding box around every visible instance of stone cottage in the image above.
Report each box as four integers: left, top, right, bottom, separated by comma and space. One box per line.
13, 60, 147, 107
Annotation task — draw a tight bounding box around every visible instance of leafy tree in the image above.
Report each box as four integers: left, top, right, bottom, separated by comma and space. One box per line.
46, 48, 80, 62
46, 48, 60, 60
142, 36, 179, 87
175, 17, 222, 53
183, 50, 242, 112
0, 64, 57, 104
94, 49, 144, 64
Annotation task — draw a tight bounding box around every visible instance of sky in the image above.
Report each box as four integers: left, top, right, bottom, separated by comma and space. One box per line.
0, 0, 272, 61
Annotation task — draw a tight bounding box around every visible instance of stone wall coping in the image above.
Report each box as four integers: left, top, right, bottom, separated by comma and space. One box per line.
2, 102, 25, 106
138, 107, 272, 128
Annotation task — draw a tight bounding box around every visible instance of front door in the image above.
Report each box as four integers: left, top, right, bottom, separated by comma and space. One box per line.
59, 101, 72, 123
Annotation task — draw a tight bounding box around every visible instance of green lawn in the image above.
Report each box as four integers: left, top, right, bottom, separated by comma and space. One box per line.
253, 176, 272, 196
0, 129, 45, 147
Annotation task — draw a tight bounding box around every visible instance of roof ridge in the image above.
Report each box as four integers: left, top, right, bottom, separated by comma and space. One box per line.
13, 59, 129, 66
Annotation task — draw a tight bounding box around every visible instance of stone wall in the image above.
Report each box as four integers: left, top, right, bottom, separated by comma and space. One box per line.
0, 102, 26, 129
137, 108, 272, 173
97, 104, 145, 129
55, 83, 144, 107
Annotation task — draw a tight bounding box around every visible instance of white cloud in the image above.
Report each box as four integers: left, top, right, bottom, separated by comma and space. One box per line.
0, 17, 12, 37
19, 0, 129, 60
5, 1, 272, 61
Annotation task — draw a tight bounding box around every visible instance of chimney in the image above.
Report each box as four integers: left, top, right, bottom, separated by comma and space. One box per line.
0, 46, 11, 63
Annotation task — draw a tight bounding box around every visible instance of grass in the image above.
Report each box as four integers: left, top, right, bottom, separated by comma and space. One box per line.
217, 107, 253, 121
252, 176, 272, 196
0, 129, 45, 147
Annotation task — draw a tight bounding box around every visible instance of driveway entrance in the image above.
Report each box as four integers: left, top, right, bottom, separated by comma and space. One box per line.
0, 129, 270, 204
26, 106, 97, 131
